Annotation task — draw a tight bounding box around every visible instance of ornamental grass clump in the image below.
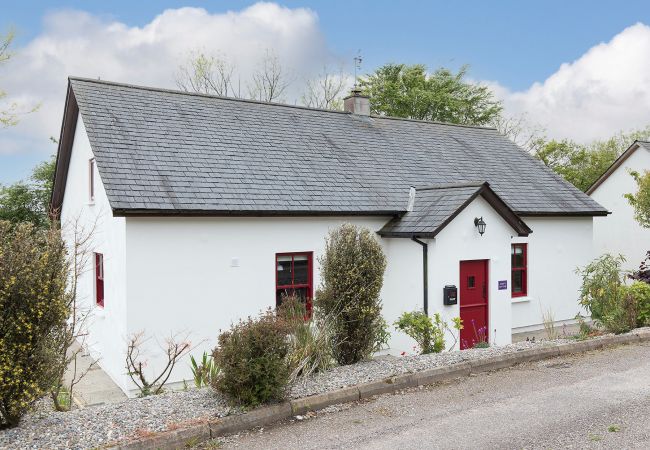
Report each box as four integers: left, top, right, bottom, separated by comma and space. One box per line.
211, 309, 290, 407
0, 221, 69, 429
278, 294, 338, 381
315, 224, 389, 365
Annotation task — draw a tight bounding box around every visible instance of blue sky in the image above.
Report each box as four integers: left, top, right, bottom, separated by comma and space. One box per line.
2, 1, 650, 183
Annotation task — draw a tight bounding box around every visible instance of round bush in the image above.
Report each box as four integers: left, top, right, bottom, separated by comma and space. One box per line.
211, 309, 289, 407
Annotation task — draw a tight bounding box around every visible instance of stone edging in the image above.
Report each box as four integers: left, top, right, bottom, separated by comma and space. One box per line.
114, 330, 650, 449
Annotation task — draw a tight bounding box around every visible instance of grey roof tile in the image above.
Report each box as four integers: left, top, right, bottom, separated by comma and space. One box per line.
69, 78, 607, 216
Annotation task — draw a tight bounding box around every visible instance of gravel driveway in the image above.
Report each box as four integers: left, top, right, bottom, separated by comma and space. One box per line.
215, 342, 650, 449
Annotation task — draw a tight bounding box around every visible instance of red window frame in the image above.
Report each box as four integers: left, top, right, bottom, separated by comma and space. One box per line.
89, 158, 95, 202
275, 252, 313, 315
511, 243, 527, 297
95, 252, 104, 307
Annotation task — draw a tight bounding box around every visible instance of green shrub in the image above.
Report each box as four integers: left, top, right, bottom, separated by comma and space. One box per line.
0, 222, 69, 428
278, 295, 337, 381
577, 254, 650, 333
211, 309, 289, 407
315, 224, 388, 365
395, 311, 439, 353
624, 282, 650, 327
577, 254, 625, 323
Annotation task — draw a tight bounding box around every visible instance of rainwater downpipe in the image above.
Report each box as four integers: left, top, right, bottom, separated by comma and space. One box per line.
411, 236, 428, 316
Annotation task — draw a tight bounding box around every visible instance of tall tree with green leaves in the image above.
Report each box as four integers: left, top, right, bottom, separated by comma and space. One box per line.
625, 170, 650, 228
0, 156, 56, 228
358, 64, 502, 125
533, 126, 650, 192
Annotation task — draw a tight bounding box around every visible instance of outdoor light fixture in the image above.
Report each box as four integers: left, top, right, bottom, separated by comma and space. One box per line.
474, 217, 486, 236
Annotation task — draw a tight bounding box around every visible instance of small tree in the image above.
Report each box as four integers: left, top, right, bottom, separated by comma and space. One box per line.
625, 170, 650, 228
315, 223, 388, 365
248, 50, 291, 103
0, 222, 68, 428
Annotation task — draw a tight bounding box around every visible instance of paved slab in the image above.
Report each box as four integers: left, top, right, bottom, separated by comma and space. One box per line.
215, 342, 650, 449
64, 342, 127, 406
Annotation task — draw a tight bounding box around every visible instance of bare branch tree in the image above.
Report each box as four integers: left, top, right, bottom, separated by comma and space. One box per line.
50, 214, 100, 411
301, 65, 348, 110
125, 331, 192, 396
175, 51, 240, 97
248, 50, 291, 103
492, 113, 546, 153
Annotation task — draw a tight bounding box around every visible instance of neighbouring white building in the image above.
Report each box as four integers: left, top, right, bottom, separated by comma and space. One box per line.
52, 78, 607, 395
588, 141, 650, 270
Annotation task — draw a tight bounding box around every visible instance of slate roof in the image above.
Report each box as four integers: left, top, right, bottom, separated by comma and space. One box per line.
55, 77, 607, 217
378, 182, 532, 237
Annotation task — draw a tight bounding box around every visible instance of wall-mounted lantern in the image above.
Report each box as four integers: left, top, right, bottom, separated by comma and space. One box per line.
474, 217, 486, 236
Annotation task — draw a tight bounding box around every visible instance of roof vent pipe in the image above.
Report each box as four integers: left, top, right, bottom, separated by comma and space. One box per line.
343, 88, 370, 116
407, 186, 416, 212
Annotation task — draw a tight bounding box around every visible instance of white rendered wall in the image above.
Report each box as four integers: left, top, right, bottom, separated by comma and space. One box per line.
510, 217, 593, 333
421, 196, 515, 351
123, 216, 407, 391
59, 117, 129, 392
591, 147, 650, 270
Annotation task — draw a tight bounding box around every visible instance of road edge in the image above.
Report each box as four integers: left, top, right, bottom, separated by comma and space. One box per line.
114, 329, 650, 449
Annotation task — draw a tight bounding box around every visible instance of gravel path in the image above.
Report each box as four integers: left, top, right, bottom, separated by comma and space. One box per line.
0, 389, 233, 450
2, 331, 637, 450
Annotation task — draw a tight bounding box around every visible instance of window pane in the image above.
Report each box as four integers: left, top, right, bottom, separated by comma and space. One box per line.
512, 246, 525, 268
467, 275, 475, 289
293, 255, 309, 284
276, 256, 292, 286
513, 270, 524, 293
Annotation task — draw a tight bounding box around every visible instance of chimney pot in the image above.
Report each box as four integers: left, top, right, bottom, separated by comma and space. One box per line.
343, 89, 370, 116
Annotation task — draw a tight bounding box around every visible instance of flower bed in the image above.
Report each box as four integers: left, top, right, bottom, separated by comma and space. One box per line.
2, 331, 644, 450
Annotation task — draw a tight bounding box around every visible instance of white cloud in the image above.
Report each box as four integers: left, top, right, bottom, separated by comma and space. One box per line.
492, 22, 650, 143
0, 3, 336, 156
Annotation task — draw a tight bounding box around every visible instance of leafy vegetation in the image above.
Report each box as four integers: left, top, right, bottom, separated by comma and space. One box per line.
315, 224, 389, 365
359, 64, 502, 125
0, 221, 69, 428
211, 309, 290, 407
533, 126, 650, 191
0, 156, 55, 229
278, 294, 338, 381
577, 254, 650, 333
625, 170, 650, 228
190, 351, 220, 389
394, 311, 463, 354
629, 251, 650, 284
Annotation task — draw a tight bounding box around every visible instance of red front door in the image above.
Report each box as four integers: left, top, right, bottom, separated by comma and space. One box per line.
459, 260, 489, 349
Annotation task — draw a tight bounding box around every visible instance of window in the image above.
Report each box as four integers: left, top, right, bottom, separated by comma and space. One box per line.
89, 158, 95, 202
275, 252, 313, 314
511, 244, 527, 297
95, 252, 104, 307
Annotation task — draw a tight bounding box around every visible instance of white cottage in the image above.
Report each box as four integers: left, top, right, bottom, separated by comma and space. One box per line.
588, 140, 650, 270
52, 78, 607, 395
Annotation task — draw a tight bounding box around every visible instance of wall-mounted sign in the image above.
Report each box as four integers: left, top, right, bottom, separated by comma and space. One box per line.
498, 280, 508, 290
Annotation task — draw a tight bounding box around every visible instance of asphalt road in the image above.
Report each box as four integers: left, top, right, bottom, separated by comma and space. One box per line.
218, 342, 650, 449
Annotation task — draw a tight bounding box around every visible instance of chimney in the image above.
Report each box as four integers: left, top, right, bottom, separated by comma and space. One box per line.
343, 88, 370, 116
